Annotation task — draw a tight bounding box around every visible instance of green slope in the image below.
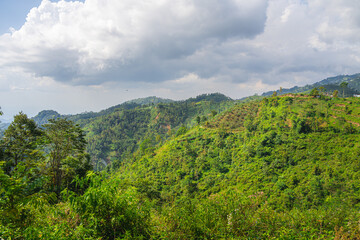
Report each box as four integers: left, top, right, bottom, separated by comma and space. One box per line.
112, 94, 360, 238
83, 93, 235, 169
262, 73, 360, 97
3, 94, 360, 239
31, 93, 236, 169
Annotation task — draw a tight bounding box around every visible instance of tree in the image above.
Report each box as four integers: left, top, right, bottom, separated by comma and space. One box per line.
211, 110, 218, 117
2, 112, 43, 174
279, 87, 283, 95
319, 86, 325, 95
272, 91, 277, 97
333, 90, 339, 98
196, 116, 201, 124
43, 118, 91, 195
310, 88, 319, 97
340, 82, 349, 98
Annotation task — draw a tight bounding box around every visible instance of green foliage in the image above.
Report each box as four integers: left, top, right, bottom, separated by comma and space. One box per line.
81, 93, 234, 169
44, 118, 91, 195
3, 95, 360, 239
2, 112, 43, 174
310, 87, 319, 97
0, 114, 93, 238
71, 174, 151, 239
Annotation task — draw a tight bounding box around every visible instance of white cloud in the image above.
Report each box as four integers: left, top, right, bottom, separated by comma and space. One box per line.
2, 0, 360, 119
0, 0, 268, 85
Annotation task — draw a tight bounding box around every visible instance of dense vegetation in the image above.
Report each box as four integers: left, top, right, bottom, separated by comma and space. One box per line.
2, 91, 360, 239
32, 93, 235, 170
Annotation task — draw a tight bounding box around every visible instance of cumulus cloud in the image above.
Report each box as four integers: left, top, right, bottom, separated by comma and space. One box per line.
0, 0, 268, 85
2, 0, 360, 119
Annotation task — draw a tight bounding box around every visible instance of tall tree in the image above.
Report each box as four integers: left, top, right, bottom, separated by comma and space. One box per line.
1, 112, 43, 174
340, 82, 349, 97
310, 88, 319, 97
44, 118, 91, 195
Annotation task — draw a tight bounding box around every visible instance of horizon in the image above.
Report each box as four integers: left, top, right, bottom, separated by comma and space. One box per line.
1, 71, 358, 123
1, 0, 360, 120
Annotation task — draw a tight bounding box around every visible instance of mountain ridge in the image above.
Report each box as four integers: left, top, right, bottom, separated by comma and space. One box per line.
262, 73, 360, 97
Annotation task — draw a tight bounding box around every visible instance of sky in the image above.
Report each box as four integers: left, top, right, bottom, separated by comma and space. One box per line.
1, 0, 360, 121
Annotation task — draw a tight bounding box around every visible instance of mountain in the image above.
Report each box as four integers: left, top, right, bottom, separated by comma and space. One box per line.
6, 94, 360, 239
83, 93, 235, 169
32, 110, 61, 126
124, 96, 174, 105
262, 73, 360, 97
114, 94, 360, 238
31, 93, 236, 169
3, 92, 360, 239
31, 96, 175, 125
0, 122, 10, 137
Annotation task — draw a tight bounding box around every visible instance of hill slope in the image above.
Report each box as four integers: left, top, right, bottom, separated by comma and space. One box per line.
3, 94, 360, 239
113, 94, 360, 238
262, 73, 360, 97
32, 93, 236, 169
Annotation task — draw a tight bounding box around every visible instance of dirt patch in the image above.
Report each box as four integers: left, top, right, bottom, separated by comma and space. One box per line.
335, 104, 346, 107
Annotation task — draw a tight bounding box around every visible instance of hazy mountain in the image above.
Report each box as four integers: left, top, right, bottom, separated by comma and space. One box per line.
262, 73, 360, 96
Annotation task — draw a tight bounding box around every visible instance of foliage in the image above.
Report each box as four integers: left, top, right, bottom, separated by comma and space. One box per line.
0, 114, 92, 238
310, 87, 319, 97
43, 118, 91, 195
3, 95, 360, 239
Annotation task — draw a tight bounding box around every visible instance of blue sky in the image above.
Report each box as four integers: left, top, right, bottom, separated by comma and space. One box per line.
0, 0, 42, 33
0, 0, 360, 121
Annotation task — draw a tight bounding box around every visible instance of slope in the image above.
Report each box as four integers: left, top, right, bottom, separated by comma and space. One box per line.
83, 93, 235, 169
113, 94, 360, 238
3, 94, 360, 239
31, 93, 235, 169
262, 73, 360, 97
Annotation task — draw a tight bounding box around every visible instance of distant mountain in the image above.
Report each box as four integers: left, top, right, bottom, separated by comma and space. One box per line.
32, 110, 61, 126
186, 93, 232, 103
31, 96, 176, 126
0, 122, 10, 137
262, 73, 360, 97
32, 94, 231, 126
124, 96, 174, 105
82, 93, 234, 169
30, 93, 235, 169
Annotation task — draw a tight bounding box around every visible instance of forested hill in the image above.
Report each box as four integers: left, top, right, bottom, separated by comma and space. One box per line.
3, 93, 360, 239
114, 94, 360, 239
32, 93, 236, 169
262, 73, 360, 96
32, 96, 174, 125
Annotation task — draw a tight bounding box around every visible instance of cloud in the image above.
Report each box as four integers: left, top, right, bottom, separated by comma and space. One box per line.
2, 0, 360, 119
0, 0, 268, 85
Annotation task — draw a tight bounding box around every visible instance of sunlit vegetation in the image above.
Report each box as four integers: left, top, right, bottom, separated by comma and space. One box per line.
2, 92, 360, 239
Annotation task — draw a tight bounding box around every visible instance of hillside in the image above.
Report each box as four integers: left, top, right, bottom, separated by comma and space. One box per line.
32, 93, 236, 170
114, 94, 360, 238
31, 96, 174, 125
2, 93, 360, 239
124, 96, 174, 105
83, 93, 234, 169
262, 73, 360, 97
